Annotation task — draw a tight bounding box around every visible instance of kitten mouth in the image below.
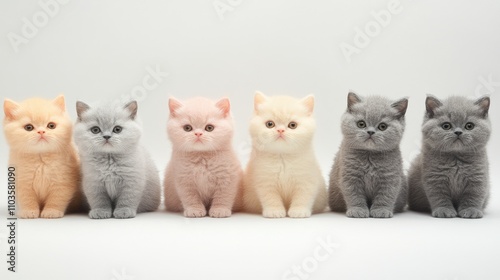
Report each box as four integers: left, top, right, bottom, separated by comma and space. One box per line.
37, 137, 48, 142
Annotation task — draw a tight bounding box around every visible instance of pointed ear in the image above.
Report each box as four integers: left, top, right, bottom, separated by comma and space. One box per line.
76, 101, 90, 120
53, 94, 66, 112
392, 98, 408, 118
125, 100, 138, 120
301, 95, 315, 115
475, 96, 490, 118
425, 95, 442, 118
168, 97, 183, 117
347, 91, 361, 112
254, 91, 268, 112
4, 99, 19, 120
216, 98, 231, 118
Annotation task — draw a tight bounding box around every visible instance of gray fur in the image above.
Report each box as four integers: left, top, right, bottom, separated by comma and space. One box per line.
329, 92, 408, 218
408, 95, 491, 218
74, 100, 161, 219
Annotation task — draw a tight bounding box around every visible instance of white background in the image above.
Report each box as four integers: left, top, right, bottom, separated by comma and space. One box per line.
1, 0, 499, 279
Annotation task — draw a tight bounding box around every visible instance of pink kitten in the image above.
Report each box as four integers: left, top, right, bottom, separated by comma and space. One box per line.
164, 97, 243, 218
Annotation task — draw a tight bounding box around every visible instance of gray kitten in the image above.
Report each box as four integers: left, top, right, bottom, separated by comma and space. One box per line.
329, 92, 408, 218
408, 95, 491, 219
74, 100, 161, 219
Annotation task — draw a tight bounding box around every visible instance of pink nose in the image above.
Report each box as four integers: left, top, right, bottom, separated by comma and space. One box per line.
277, 129, 285, 133
195, 132, 203, 137
38, 130, 45, 135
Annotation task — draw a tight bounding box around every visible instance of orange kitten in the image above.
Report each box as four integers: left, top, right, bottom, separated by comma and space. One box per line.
3, 95, 82, 219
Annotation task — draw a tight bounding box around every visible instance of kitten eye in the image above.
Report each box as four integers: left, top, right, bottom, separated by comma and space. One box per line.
47, 122, 56, 129
183, 125, 193, 132
465, 122, 475, 130
441, 122, 452, 130
378, 123, 388, 131
113, 126, 122, 133
205, 124, 215, 132
265, 121, 275, 128
288, 122, 298, 129
24, 124, 34, 131
90, 126, 101, 134
357, 121, 366, 128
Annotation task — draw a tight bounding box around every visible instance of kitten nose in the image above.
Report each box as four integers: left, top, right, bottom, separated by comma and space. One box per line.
103, 135, 111, 140
37, 130, 45, 135
277, 129, 285, 133
367, 131, 375, 135
455, 131, 463, 136
195, 132, 203, 137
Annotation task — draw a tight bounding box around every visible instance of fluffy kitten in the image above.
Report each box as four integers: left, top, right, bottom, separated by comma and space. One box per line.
3, 95, 82, 219
242, 92, 327, 218
74, 100, 161, 219
164, 97, 243, 218
329, 92, 408, 218
408, 95, 491, 218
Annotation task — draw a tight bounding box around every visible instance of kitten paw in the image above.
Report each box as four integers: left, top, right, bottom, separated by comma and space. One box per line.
370, 208, 394, 218
458, 208, 483, 219
263, 208, 286, 218
184, 208, 207, 218
346, 207, 369, 218
18, 209, 40, 219
209, 207, 232, 218
113, 208, 137, 219
288, 208, 312, 218
432, 207, 457, 218
41, 208, 64, 219
89, 209, 112, 219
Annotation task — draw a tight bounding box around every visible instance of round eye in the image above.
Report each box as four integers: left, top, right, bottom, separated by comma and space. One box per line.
183, 125, 193, 132
266, 121, 275, 128
24, 124, 34, 131
288, 122, 298, 129
113, 126, 122, 133
378, 123, 388, 131
90, 126, 101, 134
205, 125, 215, 132
47, 122, 56, 129
357, 121, 366, 128
465, 122, 475, 130
441, 122, 452, 130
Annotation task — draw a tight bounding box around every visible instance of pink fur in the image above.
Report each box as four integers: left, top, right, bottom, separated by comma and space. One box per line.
164, 97, 243, 218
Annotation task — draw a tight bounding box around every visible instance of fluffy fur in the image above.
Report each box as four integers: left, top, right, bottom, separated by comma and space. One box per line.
74, 100, 161, 219
242, 92, 327, 218
164, 97, 243, 218
3, 95, 82, 219
408, 95, 491, 218
329, 92, 408, 218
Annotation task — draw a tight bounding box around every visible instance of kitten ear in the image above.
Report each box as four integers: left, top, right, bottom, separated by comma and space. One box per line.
168, 97, 183, 117
425, 95, 442, 118
4, 99, 19, 120
216, 98, 231, 118
301, 95, 315, 115
76, 101, 90, 119
392, 98, 408, 118
53, 94, 66, 112
474, 96, 490, 118
254, 91, 268, 112
347, 91, 361, 112
125, 100, 138, 120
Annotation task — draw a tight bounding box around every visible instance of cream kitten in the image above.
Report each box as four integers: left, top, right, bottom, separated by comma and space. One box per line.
242, 92, 327, 218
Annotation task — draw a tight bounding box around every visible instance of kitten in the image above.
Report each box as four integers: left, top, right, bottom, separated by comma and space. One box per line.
242, 92, 327, 218
329, 92, 408, 218
408, 95, 491, 218
74, 100, 161, 219
3, 95, 82, 219
164, 97, 243, 218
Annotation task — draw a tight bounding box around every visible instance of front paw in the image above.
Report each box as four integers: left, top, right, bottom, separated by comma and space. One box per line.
263, 207, 286, 218
209, 207, 232, 218
184, 207, 207, 218
432, 207, 457, 218
113, 208, 137, 219
370, 208, 394, 218
288, 207, 312, 218
41, 208, 64, 219
346, 207, 369, 218
458, 208, 483, 219
18, 209, 40, 219
89, 208, 112, 219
